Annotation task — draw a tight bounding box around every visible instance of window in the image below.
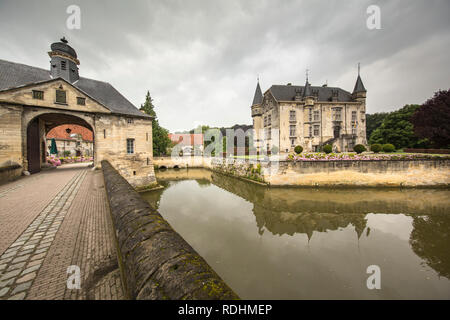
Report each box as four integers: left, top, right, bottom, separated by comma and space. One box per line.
61, 61, 67, 70
77, 97, 86, 105
289, 110, 296, 121
289, 125, 296, 137
103, 129, 106, 139
32, 90, 44, 100
314, 110, 320, 121
309, 125, 312, 137
314, 125, 320, 136
127, 118, 134, 124
332, 108, 342, 121
352, 124, 357, 135
352, 111, 357, 121
268, 114, 271, 125
291, 139, 295, 147
55, 90, 66, 104
126, 139, 135, 154
264, 116, 267, 127
309, 108, 313, 122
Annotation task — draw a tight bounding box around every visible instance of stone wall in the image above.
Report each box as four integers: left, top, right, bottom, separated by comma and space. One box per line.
153, 156, 450, 188
153, 156, 212, 169
101, 160, 239, 300
95, 115, 155, 189
0, 104, 23, 171
270, 159, 450, 187
0, 163, 22, 184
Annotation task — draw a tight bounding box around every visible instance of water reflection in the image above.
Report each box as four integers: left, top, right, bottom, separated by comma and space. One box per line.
142, 169, 450, 299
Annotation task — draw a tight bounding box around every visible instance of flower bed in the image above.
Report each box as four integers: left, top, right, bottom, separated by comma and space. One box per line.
288, 152, 450, 162
46, 155, 62, 167
59, 156, 94, 163
47, 155, 93, 166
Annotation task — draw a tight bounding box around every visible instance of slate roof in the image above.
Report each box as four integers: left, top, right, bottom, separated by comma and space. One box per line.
252, 82, 263, 105
268, 84, 354, 102
353, 75, 366, 93
0, 59, 148, 118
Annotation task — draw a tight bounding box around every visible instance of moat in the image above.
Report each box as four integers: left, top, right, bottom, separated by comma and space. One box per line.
141, 169, 450, 300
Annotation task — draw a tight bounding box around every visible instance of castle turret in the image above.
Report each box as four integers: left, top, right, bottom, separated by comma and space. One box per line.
48, 37, 80, 83
251, 80, 263, 152
352, 64, 367, 145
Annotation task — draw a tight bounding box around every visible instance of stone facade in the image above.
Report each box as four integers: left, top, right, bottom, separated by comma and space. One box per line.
251, 75, 367, 153
0, 38, 156, 188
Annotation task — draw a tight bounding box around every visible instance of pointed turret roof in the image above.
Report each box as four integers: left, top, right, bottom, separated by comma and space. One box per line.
302, 79, 312, 97
353, 74, 366, 93
353, 63, 366, 93
252, 81, 263, 105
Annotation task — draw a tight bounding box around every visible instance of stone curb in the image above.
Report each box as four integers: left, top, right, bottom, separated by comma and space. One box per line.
101, 160, 239, 300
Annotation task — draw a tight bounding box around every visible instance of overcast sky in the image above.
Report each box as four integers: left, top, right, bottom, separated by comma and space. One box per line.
0, 0, 449, 132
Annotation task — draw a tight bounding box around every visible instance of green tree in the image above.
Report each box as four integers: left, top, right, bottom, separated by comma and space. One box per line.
190, 125, 211, 134
366, 112, 389, 141
369, 104, 429, 149
139, 91, 171, 156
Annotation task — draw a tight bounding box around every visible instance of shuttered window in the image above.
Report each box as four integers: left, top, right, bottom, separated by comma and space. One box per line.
55, 90, 66, 104
32, 90, 44, 100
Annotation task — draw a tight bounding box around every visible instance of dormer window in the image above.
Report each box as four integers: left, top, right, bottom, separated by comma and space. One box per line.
127, 118, 134, 124
55, 89, 66, 104
77, 97, 86, 105
61, 61, 67, 70
32, 90, 44, 100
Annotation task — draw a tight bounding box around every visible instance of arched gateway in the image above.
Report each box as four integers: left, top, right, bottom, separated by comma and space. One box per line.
0, 38, 156, 188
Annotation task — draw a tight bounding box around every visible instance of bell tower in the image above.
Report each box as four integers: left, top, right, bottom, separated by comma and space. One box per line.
48, 37, 80, 83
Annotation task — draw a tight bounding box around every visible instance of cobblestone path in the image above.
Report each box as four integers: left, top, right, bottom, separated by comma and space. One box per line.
0, 165, 123, 300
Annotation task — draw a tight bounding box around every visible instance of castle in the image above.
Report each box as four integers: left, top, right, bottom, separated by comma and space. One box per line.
251, 70, 367, 153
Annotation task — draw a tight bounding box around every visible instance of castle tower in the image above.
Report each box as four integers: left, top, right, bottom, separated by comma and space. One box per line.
251, 80, 263, 153
352, 64, 367, 145
302, 70, 315, 107
352, 64, 366, 103
48, 37, 80, 83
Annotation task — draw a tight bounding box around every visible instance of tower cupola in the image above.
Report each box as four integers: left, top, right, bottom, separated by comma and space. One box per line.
48, 37, 80, 83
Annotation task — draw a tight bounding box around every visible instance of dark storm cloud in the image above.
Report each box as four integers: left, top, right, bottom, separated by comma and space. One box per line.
0, 0, 449, 132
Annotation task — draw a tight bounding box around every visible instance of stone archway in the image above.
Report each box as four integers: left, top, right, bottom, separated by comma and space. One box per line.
24, 111, 95, 173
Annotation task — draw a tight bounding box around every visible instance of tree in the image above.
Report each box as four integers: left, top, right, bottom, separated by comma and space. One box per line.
140, 91, 156, 118
366, 112, 389, 141
190, 125, 211, 134
139, 91, 171, 156
411, 89, 450, 148
369, 104, 429, 149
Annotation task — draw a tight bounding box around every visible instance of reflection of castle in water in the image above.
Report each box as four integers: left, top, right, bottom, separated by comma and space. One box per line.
152, 169, 450, 279
252, 206, 368, 239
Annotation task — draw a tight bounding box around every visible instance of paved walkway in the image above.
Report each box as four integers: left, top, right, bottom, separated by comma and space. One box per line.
0, 164, 124, 300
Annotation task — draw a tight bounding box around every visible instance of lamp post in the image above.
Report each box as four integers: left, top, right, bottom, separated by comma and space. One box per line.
65, 128, 71, 156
